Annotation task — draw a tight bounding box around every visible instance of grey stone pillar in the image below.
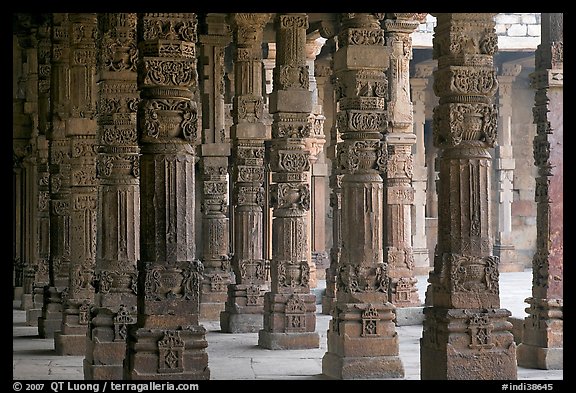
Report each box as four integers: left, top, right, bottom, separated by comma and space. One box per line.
420, 13, 517, 380
494, 62, 522, 272
84, 13, 139, 379
198, 14, 234, 321
125, 13, 209, 380
383, 13, 425, 310
322, 13, 404, 379
410, 62, 433, 276
318, 53, 340, 315
220, 13, 271, 334
258, 13, 320, 350
27, 18, 51, 326
39, 13, 71, 339
54, 13, 98, 357
517, 13, 563, 370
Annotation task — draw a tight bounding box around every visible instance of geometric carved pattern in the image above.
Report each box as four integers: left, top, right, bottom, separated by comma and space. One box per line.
157, 330, 185, 374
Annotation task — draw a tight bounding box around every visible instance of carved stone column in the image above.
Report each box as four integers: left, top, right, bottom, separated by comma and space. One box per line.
220, 13, 271, 333
322, 13, 404, 379
383, 13, 425, 311
517, 13, 563, 370
319, 50, 340, 316
258, 13, 320, 350
410, 62, 433, 276
27, 18, 52, 326
198, 14, 233, 321
39, 13, 71, 339
84, 13, 139, 379
125, 13, 209, 380
494, 62, 522, 272
54, 13, 98, 356
306, 37, 328, 284
420, 13, 517, 380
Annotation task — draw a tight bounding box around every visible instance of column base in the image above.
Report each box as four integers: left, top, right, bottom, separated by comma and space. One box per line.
258, 330, 319, 350
322, 352, 404, 379
420, 307, 517, 380
413, 248, 431, 276
321, 295, 334, 315
517, 344, 563, 370
125, 327, 210, 380
494, 245, 523, 272
21, 294, 34, 310
200, 302, 226, 321
83, 359, 124, 380
37, 312, 62, 338
394, 306, 424, 326
26, 308, 42, 326
220, 311, 263, 333
54, 331, 87, 356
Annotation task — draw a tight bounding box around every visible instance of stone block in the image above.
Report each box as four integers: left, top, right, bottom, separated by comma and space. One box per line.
517, 344, 563, 370
394, 306, 424, 326
55, 332, 87, 356
333, 45, 388, 71
258, 330, 320, 350
268, 90, 312, 113
219, 312, 263, 333
322, 352, 404, 379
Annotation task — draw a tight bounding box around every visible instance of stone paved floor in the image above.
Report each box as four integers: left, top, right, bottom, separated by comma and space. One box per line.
13, 270, 563, 381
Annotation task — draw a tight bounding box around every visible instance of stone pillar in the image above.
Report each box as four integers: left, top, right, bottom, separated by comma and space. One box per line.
306, 37, 329, 284
220, 13, 271, 333
27, 18, 52, 326
322, 13, 404, 379
258, 13, 320, 350
410, 62, 433, 276
382, 14, 425, 313
198, 14, 234, 321
84, 13, 139, 379
420, 13, 517, 380
125, 13, 209, 380
311, 58, 334, 284
494, 62, 522, 272
39, 13, 71, 339
517, 13, 563, 370
319, 53, 340, 315
54, 13, 98, 356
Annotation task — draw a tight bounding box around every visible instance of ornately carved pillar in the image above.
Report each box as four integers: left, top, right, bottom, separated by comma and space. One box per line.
383, 13, 425, 310
84, 13, 139, 379
39, 13, 71, 339
306, 37, 328, 284
54, 13, 98, 356
410, 62, 433, 276
198, 13, 233, 320
258, 13, 320, 350
493, 62, 522, 272
420, 13, 517, 379
27, 17, 52, 327
125, 13, 209, 380
220, 13, 271, 333
322, 13, 404, 379
517, 13, 563, 370
317, 54, 339, 315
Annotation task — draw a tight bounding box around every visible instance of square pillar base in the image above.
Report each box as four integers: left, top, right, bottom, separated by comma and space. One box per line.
394, 306, 424, 326
258, 330, 319, 350
517, 344, 563, 370
322, 352, 404, 379
83, 359, 124, 380
219, 311, 263, 333
54, 331, 87, 356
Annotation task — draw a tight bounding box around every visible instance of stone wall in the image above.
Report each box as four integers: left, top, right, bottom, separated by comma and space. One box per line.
413, 13, 541, 50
